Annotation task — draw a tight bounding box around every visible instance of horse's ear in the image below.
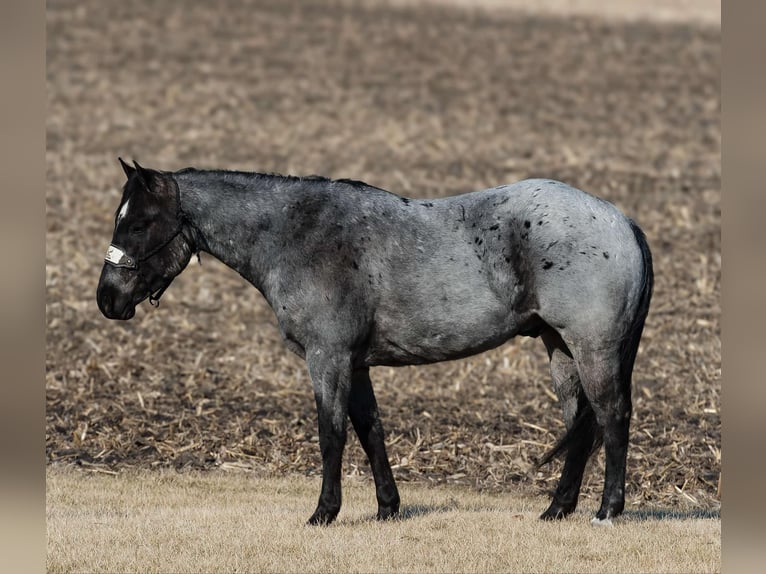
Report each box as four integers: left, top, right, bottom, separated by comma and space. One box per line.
132, 160, 154, 191
131, 160, 171, 196
118, 157, 135, 179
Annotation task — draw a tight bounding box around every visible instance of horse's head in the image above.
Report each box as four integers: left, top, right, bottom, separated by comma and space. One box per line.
96, 159, 195, 320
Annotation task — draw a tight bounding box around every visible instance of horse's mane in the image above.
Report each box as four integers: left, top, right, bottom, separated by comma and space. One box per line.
174, 167, 382, 192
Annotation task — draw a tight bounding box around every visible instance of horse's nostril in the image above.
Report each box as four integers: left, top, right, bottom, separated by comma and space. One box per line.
97, 288, 113, 315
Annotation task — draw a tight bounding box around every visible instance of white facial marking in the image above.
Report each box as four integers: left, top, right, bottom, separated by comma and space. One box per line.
117, 199, 130, 224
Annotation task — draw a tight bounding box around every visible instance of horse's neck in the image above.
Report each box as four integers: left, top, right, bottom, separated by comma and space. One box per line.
176, 171, 285, 293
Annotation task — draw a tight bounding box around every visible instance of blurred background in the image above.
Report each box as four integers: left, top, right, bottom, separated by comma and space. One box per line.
46, 0, 720, 511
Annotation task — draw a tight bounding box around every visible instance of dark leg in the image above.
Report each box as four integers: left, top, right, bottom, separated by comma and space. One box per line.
306, 351, 353, 526
348, 368, 400, 520
576, 348, 631, 524
539, 329, 598, 520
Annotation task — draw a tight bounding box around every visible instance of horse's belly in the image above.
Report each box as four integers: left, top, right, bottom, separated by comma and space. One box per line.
365, 297, 517, 366
361, 221, 533, 366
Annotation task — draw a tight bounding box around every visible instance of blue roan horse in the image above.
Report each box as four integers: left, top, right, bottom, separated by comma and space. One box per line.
97, 159, 652, 526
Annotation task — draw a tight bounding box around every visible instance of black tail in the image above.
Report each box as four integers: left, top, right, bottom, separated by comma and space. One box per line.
620, 219, 653, 372
538, 219, 653, 468
537, 401, 603, 467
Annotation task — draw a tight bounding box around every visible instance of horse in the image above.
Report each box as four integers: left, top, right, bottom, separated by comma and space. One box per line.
97, 159, 652, 526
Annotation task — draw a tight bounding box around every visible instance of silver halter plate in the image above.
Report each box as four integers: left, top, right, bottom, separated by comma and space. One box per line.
104, 244, 137, 269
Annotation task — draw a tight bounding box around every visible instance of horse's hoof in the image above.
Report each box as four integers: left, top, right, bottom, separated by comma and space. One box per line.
376, 506, 399, 521
540, 504, 574, 521
307, 510, 338, 526
590, 516, 614, 527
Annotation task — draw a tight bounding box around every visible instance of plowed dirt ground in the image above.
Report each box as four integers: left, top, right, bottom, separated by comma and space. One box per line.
46, 0, 720, 512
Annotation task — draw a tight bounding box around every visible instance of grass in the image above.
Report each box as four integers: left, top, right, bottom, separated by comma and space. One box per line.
46, 467, 720, 573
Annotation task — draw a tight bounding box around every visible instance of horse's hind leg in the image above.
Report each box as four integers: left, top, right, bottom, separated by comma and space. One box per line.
540, 328, 599, 520
575, 346, 632, 524
348, 368, 400, 520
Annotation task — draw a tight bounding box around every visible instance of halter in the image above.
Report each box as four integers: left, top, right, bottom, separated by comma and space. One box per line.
104, 221, 184, 269
103, 171, 205, 307
103, 221, 186, 306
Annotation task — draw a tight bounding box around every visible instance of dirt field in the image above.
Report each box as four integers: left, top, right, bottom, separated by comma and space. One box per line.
46, 0, 720, 516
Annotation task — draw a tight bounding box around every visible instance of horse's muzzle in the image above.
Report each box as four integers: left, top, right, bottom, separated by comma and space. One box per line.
96, 286, 136, 320
96, 266, 139, 320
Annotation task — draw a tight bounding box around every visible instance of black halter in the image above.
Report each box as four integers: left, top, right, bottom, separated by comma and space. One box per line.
104, 221, 186, 306
104, 222, 185, 270
104, 174, 205, 306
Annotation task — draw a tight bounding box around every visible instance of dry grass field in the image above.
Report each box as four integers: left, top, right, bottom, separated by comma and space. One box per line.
46, 468, 720, 573
46, 0, 720, 571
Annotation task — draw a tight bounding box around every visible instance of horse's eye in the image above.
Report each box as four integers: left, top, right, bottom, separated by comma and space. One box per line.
130, 226, 145, 235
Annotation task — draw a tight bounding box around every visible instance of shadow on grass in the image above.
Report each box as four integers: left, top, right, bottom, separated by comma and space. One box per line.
344, 501, 461, 526
623, 508, 720, 521
345, 505, 720, 526
397, 502, 460, 521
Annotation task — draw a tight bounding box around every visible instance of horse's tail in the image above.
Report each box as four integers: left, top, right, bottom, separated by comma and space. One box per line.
538, 219, 653, 468
537, 402, 603, 467
619, 219, 653, 376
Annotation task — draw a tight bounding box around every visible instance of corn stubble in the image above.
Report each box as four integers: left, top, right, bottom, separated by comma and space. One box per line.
46, 0, 720, 542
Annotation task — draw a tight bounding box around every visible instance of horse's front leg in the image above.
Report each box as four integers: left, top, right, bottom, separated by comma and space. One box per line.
306, 349, 353, 526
